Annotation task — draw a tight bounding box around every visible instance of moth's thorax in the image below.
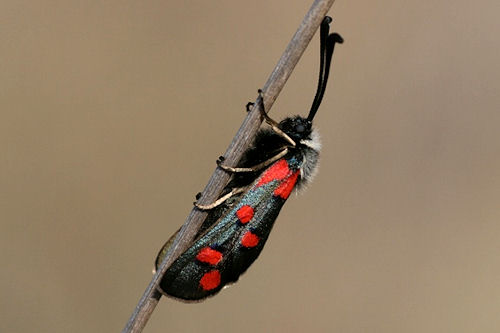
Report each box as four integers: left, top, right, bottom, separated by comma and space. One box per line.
299, 127, 321, 151
276, 115, 321, 187
296, 128, 320, 186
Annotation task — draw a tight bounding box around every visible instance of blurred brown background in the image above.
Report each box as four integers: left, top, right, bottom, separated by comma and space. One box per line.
2, 0, 499, 332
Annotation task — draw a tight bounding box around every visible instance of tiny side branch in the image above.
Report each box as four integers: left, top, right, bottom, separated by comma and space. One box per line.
122, 0, 336, 332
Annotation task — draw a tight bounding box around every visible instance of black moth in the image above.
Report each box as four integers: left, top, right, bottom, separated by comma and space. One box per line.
155, 17, 343, 301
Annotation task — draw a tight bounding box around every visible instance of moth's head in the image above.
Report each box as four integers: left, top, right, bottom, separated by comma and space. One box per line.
278, 116, 313, 143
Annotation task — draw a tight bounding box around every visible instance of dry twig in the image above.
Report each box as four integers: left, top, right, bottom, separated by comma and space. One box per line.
122, 0, 337, 331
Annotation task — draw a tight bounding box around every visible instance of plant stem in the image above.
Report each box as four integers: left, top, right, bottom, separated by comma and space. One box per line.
122, 0, 336, 332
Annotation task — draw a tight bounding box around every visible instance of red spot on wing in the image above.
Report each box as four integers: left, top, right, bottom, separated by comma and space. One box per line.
241, 231, 260, 248
236, 205, 254, 224
199, 270, 221, 291
274, 170, 300, 199
257, 159, 290, 187
196, 247, 223, 265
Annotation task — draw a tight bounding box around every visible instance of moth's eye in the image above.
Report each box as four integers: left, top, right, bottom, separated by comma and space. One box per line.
295, 124, 306, 133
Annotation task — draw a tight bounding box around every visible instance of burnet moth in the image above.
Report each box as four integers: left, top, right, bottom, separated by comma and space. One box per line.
155, 16, 343, 301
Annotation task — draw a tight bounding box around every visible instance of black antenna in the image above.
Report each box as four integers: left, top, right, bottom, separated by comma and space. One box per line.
307, 17, 343, 122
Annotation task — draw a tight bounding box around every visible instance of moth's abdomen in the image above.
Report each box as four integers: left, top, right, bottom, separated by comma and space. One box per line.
157, 157, 302, 301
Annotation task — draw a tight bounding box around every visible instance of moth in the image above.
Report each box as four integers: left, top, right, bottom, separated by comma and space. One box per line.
155, 16, 343, 301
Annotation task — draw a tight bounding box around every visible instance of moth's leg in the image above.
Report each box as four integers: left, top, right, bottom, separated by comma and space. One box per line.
217, 147, 289, 173
194, 187, 247, 210
255, 89, 296, 146
246, 102, 254, 112
246, 90, 295, 146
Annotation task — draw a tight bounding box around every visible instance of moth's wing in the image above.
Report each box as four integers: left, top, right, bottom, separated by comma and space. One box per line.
158, 158, 301, 301
154, 188, 242, 273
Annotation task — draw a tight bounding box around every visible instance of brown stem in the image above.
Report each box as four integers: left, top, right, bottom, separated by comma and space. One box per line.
122, 0, 337, 332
